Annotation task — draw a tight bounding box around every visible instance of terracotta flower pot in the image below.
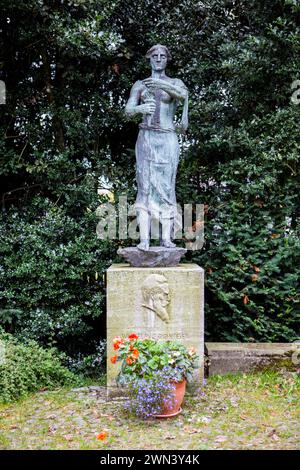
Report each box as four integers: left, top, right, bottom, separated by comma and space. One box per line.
155, 379, 186, 418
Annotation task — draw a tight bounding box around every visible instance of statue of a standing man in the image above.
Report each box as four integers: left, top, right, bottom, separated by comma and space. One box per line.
125, 44, 188, 251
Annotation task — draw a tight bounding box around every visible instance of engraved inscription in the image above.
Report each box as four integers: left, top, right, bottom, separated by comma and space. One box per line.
146, 332, 186, 341
117, 332, 186, 341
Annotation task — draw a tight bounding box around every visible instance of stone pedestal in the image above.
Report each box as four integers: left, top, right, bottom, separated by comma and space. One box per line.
107, 263, 204, 396
117, 246, 187, 267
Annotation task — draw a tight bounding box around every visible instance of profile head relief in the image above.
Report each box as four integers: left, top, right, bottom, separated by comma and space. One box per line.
141, 274, 170, 323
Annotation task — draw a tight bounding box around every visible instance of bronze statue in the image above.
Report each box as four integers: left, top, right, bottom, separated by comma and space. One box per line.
125, 44, 188, 251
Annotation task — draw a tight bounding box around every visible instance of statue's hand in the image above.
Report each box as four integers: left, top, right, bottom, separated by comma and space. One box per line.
139, 98, 156, 115
143, 78, 166, 91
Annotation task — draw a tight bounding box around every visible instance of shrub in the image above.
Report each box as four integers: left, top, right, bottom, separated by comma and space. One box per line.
0, 197, 115, 357
0, 329, 79, 403
66, 339, 107, 378
1, 0, 299, 348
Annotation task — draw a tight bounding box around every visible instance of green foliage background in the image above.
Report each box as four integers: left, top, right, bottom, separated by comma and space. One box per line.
0, 328, 78, 403
0, 0, 299, 361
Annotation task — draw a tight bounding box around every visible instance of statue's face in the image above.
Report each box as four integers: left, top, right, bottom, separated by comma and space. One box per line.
152, 283, 170, 308
149, 48, 167, 72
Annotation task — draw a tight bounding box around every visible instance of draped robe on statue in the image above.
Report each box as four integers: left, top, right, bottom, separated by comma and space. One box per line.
134, 77, 188, 237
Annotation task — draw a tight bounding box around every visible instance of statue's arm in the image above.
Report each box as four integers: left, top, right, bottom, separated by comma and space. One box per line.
125, 81, 155, 116
162, 79, 188, 102
143, 78, 188, 102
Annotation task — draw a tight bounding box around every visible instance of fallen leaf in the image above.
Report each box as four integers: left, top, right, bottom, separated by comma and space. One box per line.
268, 429, 280, 441
96, 431, 108, 440
184, 426, 200, 434
239, 414, 249, 420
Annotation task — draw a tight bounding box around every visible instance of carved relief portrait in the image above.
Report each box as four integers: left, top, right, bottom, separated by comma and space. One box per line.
141, 274, 171, 324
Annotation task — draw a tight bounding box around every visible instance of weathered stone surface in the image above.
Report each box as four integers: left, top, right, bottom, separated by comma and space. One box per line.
117, 246, 187, 267
206, 342, 300, 376
107, 263, 204, 396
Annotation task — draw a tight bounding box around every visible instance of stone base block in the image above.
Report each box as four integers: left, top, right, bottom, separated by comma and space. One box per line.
117, 246, 187, 267
107, 263, 204, 396
206, 343, 300, 375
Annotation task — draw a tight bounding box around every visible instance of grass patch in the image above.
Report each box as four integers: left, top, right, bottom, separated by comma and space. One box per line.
0, 371, 299, 450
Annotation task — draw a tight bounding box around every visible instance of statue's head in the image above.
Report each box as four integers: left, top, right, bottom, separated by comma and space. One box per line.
146, 44, 171, 72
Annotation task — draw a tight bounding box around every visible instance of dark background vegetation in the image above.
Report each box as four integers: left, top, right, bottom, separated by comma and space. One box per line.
0, 0, 299, 371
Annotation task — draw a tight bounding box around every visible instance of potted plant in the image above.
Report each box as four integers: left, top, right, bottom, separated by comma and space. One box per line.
110, 333, 199, 418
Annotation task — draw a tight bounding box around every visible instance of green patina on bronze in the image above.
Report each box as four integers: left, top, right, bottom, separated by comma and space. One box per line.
125, 45, 188, 251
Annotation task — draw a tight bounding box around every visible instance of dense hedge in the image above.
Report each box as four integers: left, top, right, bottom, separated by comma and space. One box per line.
0, 0, 299, 360
0, 328, 78, 403
0, 196, 115, 354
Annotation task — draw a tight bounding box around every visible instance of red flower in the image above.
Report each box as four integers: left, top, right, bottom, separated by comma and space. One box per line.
128, 333, 138, 341
113, 336, 124, 350
126, 357, 133, 365
131, 349, 139, 359
96, 431, 108, 440
110, 355, 117, 364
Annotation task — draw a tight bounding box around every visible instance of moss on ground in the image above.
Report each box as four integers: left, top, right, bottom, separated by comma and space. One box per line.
0, 371, 299, 450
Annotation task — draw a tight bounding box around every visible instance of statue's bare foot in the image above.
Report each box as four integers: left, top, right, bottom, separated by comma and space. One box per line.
137, 240, 150, 251
161, 239, 176, 248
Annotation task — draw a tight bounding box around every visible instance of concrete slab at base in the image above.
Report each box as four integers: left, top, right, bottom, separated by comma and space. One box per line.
107, 263, 204, 396
206, 342, 300, 375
